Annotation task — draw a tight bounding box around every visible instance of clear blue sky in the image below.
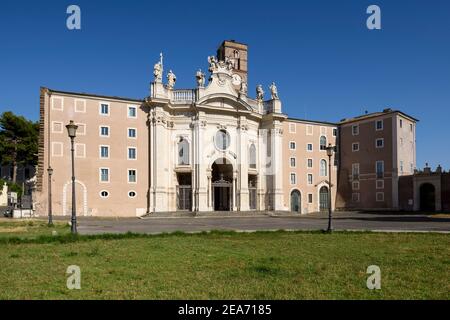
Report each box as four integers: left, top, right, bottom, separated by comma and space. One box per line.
1, 0, 449, 169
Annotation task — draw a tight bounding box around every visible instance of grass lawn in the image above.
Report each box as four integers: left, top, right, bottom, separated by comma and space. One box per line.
0, 220, 448, 299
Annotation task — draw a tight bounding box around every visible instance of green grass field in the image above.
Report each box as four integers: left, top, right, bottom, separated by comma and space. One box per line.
0, 220, 448, 299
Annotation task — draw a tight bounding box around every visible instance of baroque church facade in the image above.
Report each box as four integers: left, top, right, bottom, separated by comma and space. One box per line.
34, 40, 417, 217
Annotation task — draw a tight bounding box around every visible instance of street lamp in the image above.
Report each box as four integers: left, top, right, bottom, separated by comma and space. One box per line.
325, 143, 335, 233
47, 166, 53, 226
66, 120, 78, 234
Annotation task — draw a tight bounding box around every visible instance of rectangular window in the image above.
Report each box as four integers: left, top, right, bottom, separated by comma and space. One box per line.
352, 163, 360, 180
306, 125, 313, 136
376, 120, 383, 131
308, 193, 313, 204
100, 146, 109, 159
74, 99, 86, 113
289, 141, 296, 150
400, 160, 404, 174
75, 144, 86, 158
290, 157, 296, 168
100, 103, 109, 115
332, 128, 337, 137
51, 142, 63, 157
352, 181, 360, 191
307, 159, 313, 168
352, 125, 359, 136
410, 163, 414, 173
352, 193, 360, 202
376, 138, 384, 148
76, 123, 86, 136
307, 143, 313, 152
289, 123, 296, 133
128, 106, 137, 118
128, 169, 137, 183
376, 180, 384, 189
100, 126, 109, 137
100, 168, 109, 182
128, 128, 137, 138
52, 121, 63, 133
290, 173, 296, 185
52, 97, 64, 111
410, 123, 413, 132
352, 142, 359, 152
307, 174, 313, 185
400, 119, 403, 128
128, 147, 137, 160
376, 161, 384, 179
376, 192, 385, 202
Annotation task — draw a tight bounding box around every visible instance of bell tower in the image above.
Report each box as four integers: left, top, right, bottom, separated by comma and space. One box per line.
217, 40, 248, 87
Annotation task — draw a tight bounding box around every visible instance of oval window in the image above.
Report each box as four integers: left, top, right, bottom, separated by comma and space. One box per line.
128, 191, 136, 198
215, 130, 230, 151
100, 191, 109, 198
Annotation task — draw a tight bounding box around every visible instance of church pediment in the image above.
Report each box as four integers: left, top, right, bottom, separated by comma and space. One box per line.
196, 93, 255, 113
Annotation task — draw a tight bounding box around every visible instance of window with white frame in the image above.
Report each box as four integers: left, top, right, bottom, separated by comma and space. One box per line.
75, 99, 86, 113
52, 121, 63, 133
178, 138, 190, 165
320, 159, 327, 176
52, 142, 63, 157
352, 142, 359, 152
307, 174, 313, 185
100, 168, 109, 182
352, 163, 360, 180
376, 138, 384, 148
76, 123, 86, 136
308, 193, 313, 204
307, 158, 313, 168
290, 157, 296, 168
290, 173, 296, 185
376, 161, 384, 179
352, 125, 359, 136
75, 144, 86, 158
128, 169, 137, 183
249, 144, 256, 169
100, 126, 109, 137
100, 103, 109, 115
100, 146, 109, 159
352, 181, 360, 190
289, 123, 296, 133
332, 128, 337, 137
320, 136, 327, 150
410, 123, 413, 132
376, 120, 383, 131
352, 193, 360, 202
399, 119, 403, 128
100, 190, 109, 198
376, 192, 385, 202
307, 143, 313, 152
128, 147, 137, 160
306, 125, 313, 135
128, 191, 137, 198
376, 180, 384, 189
52, 97, 64, 111
289, 141, 296, 150
128, 128, 136, 138
128, 106, 137, 118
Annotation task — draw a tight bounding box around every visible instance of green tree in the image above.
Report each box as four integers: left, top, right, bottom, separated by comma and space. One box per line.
0, 111, 39, 183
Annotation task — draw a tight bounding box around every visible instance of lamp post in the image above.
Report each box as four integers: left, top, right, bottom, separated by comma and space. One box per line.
47, 166, 53, 226
325, 144, 335, 233
66, 120, 78, 234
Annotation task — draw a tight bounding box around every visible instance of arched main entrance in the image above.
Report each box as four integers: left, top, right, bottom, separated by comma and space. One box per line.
211, 158, 233, 211
290, 190, 301, 213
420, 183, 436, 211
319, 186, 329, 211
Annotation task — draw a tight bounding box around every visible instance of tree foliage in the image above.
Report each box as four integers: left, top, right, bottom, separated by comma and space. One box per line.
0, 112, 39, 180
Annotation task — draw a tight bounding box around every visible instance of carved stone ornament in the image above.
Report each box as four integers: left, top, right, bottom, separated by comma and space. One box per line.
256, 85, 265, 102
167, 70, 177, 89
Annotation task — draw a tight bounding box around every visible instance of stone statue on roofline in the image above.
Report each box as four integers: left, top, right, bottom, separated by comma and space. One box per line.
240, 81, 248, 95
256, 84, 265, 102
167, 70, 177, 89
196, 69, 205, 87
208, 56, 218, 72
153, 53, 163, 82
269, 82, 279, 100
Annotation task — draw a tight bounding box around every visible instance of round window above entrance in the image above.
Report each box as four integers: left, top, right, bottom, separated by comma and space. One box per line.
215, 129, 231, 151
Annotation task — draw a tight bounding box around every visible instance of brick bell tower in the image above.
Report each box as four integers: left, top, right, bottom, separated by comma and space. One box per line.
217, 40, 248, 89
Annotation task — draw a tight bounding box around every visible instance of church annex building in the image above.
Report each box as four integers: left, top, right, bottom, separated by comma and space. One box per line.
35, 40, 420, 217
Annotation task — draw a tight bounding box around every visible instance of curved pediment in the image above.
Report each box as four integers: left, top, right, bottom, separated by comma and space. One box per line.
196, 93, 255, 113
